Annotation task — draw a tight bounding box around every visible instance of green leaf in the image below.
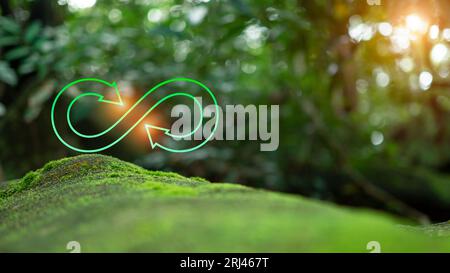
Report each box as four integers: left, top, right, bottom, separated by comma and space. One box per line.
4, 46, 30, 61
0, 36, 20, 47
18, 53, 39, 75
37, 62, 48, 79
230, 0, 253, 16
0, 16, 21, 34
25, 21, 42, 43
25, 80, 55, 121
18, 62, 36, 75
0, 61, 18, 86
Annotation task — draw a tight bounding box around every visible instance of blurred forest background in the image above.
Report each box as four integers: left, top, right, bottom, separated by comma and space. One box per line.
0, 0, 449, 222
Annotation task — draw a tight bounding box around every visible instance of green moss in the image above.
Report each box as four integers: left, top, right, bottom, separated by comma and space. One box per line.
1, 154, 450, 252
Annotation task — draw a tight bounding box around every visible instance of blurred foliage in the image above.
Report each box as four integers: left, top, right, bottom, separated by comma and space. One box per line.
0, 0, 449, 220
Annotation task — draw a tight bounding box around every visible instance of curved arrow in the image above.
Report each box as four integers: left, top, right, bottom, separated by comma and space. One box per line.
66, 92, 203, 139
51, 77, 219, 153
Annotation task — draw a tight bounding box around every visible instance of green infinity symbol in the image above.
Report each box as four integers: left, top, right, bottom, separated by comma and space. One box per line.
51, 78, 219, 153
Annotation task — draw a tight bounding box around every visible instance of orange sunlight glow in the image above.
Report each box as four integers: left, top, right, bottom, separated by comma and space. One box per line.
101, 85, 167, 152
405, 14, 428, 34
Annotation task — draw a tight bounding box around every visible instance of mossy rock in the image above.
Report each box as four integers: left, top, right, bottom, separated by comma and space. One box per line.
0, 154, 449, 252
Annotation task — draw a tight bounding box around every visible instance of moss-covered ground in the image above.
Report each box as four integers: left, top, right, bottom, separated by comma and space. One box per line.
0, 154, 449, 252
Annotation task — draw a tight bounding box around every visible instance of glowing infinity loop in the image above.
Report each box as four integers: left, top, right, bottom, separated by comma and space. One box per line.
51, 77, 219, 153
